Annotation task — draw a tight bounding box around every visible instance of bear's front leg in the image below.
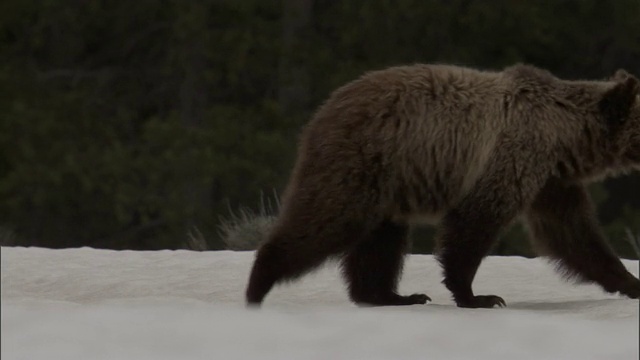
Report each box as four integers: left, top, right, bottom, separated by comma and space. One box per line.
437, 203, 515, 308
436, 137, 551, 308
525, 178, 640, 299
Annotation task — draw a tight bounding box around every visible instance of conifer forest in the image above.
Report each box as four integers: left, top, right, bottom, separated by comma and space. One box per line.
1, 0, 639, 258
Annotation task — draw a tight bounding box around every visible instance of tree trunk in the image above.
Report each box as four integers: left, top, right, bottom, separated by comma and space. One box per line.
174, 1, 211, 245
278, 0, 313, 114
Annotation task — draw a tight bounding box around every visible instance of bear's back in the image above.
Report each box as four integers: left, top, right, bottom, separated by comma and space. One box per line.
298, 64, 515, 220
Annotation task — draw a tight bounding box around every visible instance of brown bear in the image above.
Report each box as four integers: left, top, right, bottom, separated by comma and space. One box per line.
245, 63, 640, 309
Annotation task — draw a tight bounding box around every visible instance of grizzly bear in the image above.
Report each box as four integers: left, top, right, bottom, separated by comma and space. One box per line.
245, 63, 640, 308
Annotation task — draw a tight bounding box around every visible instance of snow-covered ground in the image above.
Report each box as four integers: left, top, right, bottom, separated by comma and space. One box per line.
1, 246, 638, 360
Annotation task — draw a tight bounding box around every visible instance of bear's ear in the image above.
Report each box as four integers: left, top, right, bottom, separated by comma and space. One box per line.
609, 69, 632, 82
598, 76, 639, 124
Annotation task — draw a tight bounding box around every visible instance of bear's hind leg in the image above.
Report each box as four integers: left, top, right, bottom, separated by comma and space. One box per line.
245, 205, 371, 306
340, 220, 430, 306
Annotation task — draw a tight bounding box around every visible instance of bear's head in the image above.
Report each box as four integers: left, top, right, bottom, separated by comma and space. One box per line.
598, 70, 640, 167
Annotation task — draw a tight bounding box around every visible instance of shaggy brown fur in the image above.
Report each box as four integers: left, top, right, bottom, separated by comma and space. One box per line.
245, 63, 640, 308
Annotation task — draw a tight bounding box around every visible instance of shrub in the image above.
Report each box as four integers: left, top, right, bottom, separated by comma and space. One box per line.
217, 192, 279, 251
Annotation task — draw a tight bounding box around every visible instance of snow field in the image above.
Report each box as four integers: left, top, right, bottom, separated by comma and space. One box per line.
2, 247, 638, 360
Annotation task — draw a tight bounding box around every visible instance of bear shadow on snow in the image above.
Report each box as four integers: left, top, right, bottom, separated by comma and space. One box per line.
508, 298, 631, 312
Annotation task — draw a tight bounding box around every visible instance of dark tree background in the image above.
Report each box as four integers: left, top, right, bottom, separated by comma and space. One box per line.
1, 0, 639, 257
